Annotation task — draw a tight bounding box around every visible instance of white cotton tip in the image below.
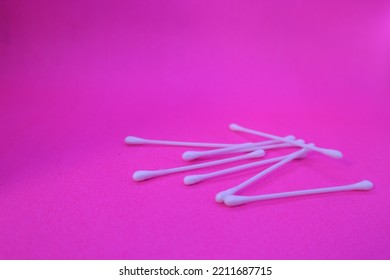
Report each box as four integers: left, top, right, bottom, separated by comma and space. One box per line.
223, 195, 247, 207
132, 170, 157, 181
354, 180, 374, 191
248, 150, 265, 158
182, 151, 199, 161
125, 136, 145, 145
215, 189, 235, 203
184, 175, 203, 185
229, 123, 241, 131
285, 135, 296, 141
323, 149, 343, 159
291, 140, 308, 159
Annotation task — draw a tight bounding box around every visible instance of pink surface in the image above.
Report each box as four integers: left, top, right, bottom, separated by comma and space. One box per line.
1, 0, 390, 259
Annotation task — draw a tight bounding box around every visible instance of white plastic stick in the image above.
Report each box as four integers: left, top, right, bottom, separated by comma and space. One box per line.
125, 136, 240, 148
230, 123, 343, 159
194, 140, 304, 159
215, 146, 311, 203
182, 136, 296, 161
239, 139, 305, 152
184, 153, 305, 185
224, 180, 374, 207
132, 150, 265, 181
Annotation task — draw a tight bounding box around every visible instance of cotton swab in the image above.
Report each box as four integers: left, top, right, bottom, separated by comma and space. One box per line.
229, 123, 343, 159
132, 150, 265, 182
125, 136, 239, 148
182, 136, 297, 161
184, 152, 307, 185
215, 146, 312, 203
223, 180, 374, 206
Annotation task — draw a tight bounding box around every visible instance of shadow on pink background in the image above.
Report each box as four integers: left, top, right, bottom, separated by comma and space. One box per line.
1, 0, 389, 259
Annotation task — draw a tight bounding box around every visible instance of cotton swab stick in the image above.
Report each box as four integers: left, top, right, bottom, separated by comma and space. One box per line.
182, 143, 265, 161
223, 180, 374, 206
233, 139, 305, 152
184, 152, 307, 185
132, 150, 265, 182
229, 123, 343, 159
182, 136, 296, 161
215, 146, 312, 203
125, 136, 239, 148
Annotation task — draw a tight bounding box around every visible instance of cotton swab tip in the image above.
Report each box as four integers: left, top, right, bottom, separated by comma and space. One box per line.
323, 149, 343, 159
182, 151, 199, 161
125, 136, 145, 145
215, 189, 235, 203
229, 123, 241, 131
215, 193, 225, 203
132, 170, 156, 181
223, 195, 247, 207
184, 175, 203, 185
354, 180, 374, 190
285, 135, 296, 141
248, 150, 265, 158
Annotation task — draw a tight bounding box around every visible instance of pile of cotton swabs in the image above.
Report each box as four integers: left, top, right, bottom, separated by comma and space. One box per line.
125, 123, 373, 207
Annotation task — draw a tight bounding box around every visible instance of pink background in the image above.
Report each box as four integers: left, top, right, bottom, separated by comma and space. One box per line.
1, 0, 390, 259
